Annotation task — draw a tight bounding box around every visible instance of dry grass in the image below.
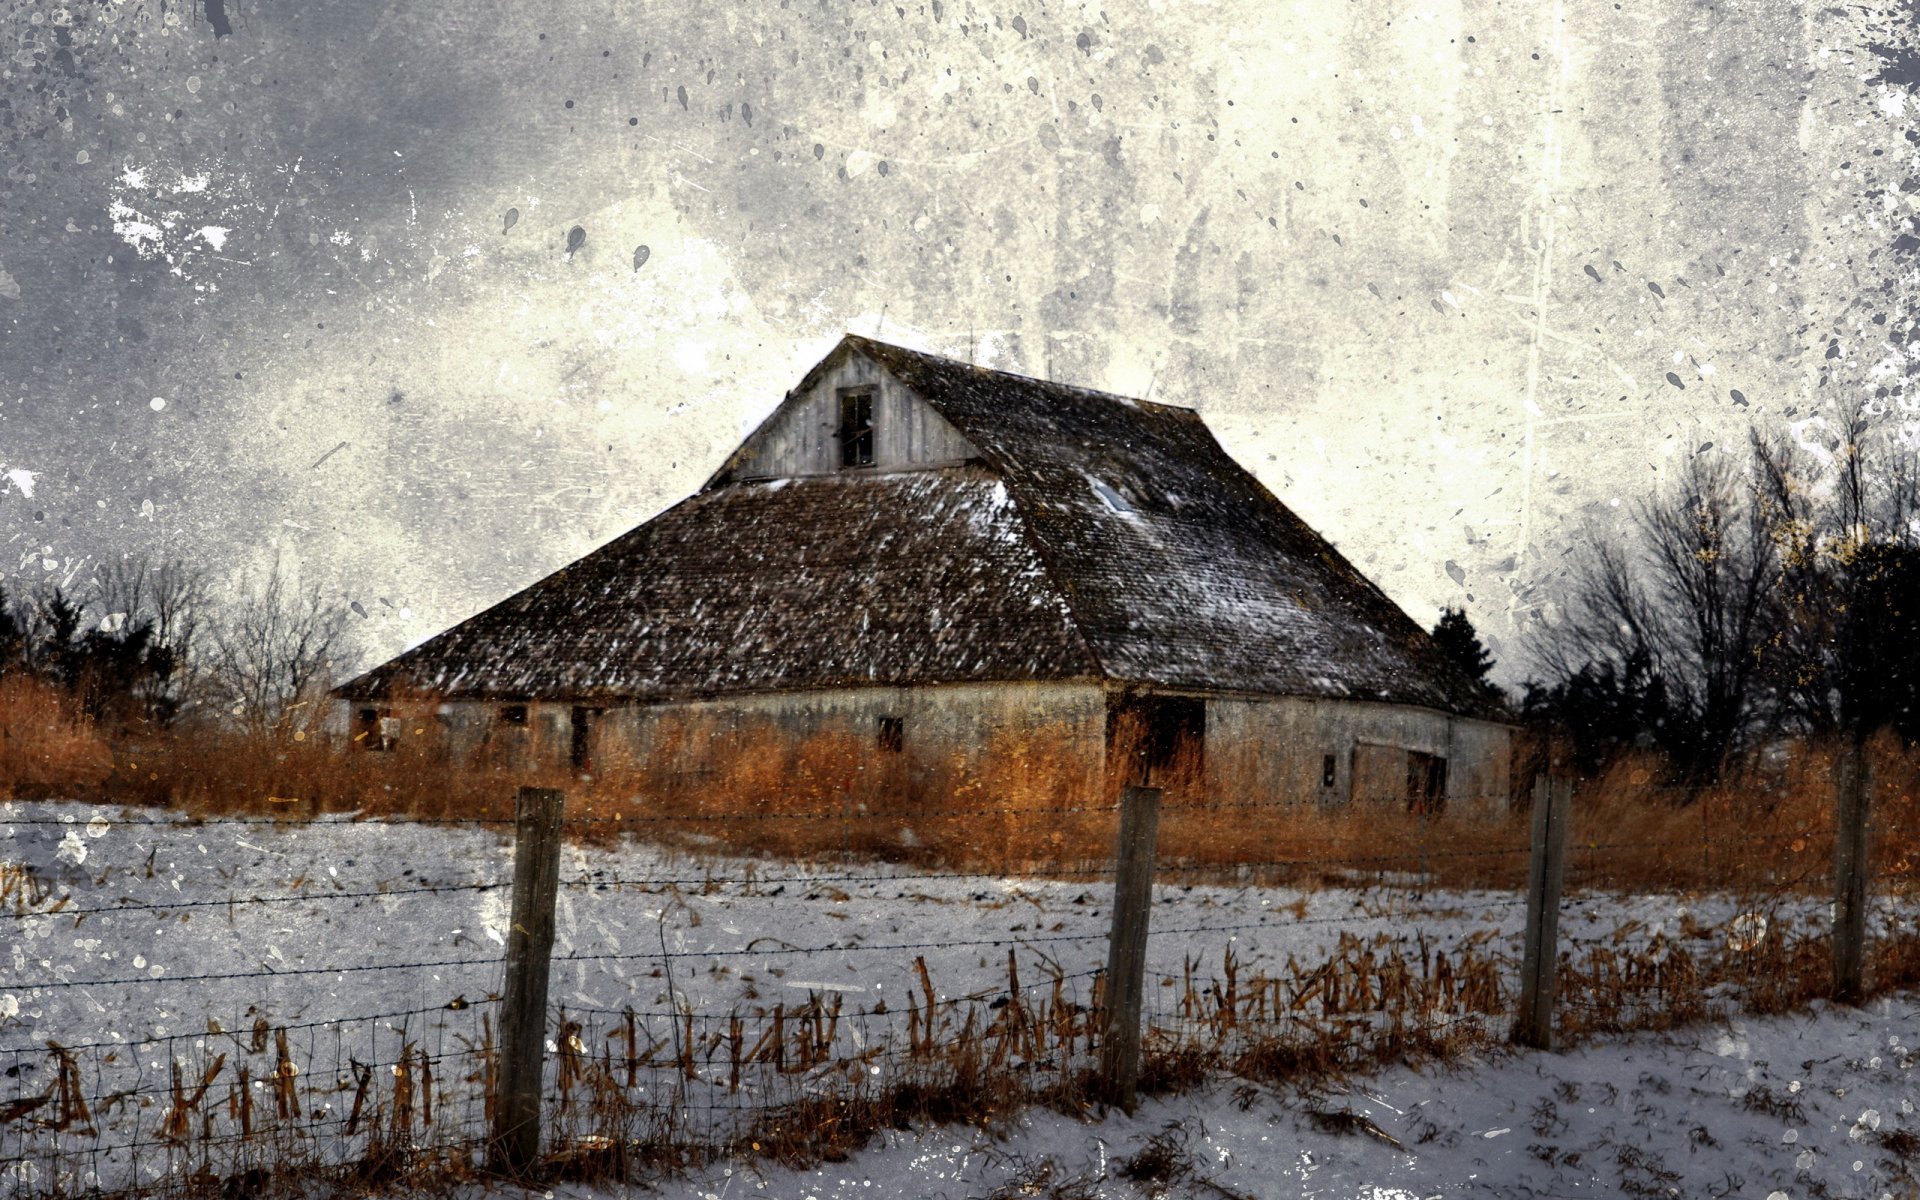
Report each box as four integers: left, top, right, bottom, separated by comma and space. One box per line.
10, 691, 1920, 901
0, 676, 115, 801
1558, 734, 1920, 897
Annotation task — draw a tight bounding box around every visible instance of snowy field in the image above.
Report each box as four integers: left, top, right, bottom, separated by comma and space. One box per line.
602, 994, 1920, 1200
0, 799, 1908, 1197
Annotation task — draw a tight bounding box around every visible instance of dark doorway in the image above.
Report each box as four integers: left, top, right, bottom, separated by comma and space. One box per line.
354, 706, 394, 752
1107, 695, 1205, 788
1406, 751, 1448, 816
569, 706, 600, 771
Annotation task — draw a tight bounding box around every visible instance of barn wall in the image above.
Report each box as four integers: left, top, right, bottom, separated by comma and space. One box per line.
1206, 696, 1512, 817
338, 688, 1512, 818
727, 353, 978, 478
333, 697, 571, 765
374, 682, 1108, 790
602, 681, 1108, 786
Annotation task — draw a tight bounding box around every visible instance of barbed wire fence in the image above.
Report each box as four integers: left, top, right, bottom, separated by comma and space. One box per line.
0, 759, 1910, 1196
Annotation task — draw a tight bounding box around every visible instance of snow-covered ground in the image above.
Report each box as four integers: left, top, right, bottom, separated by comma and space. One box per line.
1, 799, 1909, 1198
575, 994, 1915, 1200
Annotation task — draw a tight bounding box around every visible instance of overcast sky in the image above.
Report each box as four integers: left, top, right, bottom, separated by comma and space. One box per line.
4, 0, 1916, 682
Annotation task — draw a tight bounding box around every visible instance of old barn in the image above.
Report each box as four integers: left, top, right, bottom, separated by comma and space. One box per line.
334, 336, 1512, 813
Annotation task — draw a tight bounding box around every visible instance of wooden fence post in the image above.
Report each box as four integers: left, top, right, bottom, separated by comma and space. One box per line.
489, 787, 565, 1176
1511, 774, 1570, 1051
1832, 737, 1871, 1005
1099, 784, 1162, 1113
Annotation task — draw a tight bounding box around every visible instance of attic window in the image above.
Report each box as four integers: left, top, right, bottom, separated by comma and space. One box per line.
877, 715, 904, 754
1090, 477, 1135, 514
499, 704, 529, 727
838, 387, 875, 468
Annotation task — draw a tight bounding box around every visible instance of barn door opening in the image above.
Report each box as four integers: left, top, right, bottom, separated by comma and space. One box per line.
1406, 751, 1448, 816
569, 706, 603, 772
1107, 695, 1205, 789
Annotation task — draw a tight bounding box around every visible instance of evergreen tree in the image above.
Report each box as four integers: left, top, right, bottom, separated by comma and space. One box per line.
1431, 607, 1497, 691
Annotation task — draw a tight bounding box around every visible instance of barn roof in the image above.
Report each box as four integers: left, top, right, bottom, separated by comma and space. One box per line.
338, 336, 1504, 719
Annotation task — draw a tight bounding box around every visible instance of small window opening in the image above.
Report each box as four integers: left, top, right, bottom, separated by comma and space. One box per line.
877, 715, 904, 754
354, 706, 396, 752
1321, 753, 1337, 789
499, 704, 529, 727
838, 388, 875, 468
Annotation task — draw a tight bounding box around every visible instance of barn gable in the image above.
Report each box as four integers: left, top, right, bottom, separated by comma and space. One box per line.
707, 340, 980, 484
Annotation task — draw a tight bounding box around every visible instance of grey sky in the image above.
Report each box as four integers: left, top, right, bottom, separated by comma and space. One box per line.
3, 0, 1914, 682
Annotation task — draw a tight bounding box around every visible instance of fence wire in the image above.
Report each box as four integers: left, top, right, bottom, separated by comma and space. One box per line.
0, 778, 1908, 1198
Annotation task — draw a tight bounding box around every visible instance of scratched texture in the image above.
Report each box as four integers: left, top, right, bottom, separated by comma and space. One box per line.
1, 1, 1915, 677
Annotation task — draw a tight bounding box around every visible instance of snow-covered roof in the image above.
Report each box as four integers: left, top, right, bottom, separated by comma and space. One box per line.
337, 336, 1503, 719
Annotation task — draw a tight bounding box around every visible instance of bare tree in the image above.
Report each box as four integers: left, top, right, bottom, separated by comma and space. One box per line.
203, 554, 351, 739
1537, 451, 1779, 780
1753, 406, 1920, 736
89, 555, 210, 727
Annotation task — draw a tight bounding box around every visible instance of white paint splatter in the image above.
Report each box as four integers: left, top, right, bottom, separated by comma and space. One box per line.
4, 468, 36, 498
109, 200, 167, 259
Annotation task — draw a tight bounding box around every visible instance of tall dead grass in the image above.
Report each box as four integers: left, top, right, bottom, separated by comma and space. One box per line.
0, 675, 114, 800
10, 687, 1919, 898
1559, 734, 1920, 897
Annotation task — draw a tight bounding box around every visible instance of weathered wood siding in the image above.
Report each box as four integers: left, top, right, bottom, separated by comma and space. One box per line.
336, 687, 1512, 819
1206, 696, 1512, 816
727, 352, 978, 478
601, 680, 1106, 784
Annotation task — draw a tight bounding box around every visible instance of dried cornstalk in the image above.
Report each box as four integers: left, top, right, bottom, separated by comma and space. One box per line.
46, 1042, 95, 1135
272, 1028, 298, 1120
343, 1060, 374, 1137
418, 1047, 433, 1128
0, 1085, 54, 1127
622, 1009, 639, 1089
556, 1019, 585, 1112
681, 1010, 698, 1080
234, 1064, 252, 1138
159, 1053, 225, 1142
728, 1013, 744, 1093
389, 1044, 417, 1139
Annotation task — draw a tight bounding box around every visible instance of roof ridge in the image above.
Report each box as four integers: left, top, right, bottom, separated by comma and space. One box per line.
986, 472, 1114, 685
841, 333, 1198, 414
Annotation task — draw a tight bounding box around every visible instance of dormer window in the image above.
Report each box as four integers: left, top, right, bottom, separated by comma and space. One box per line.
838, 387, 875, 468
